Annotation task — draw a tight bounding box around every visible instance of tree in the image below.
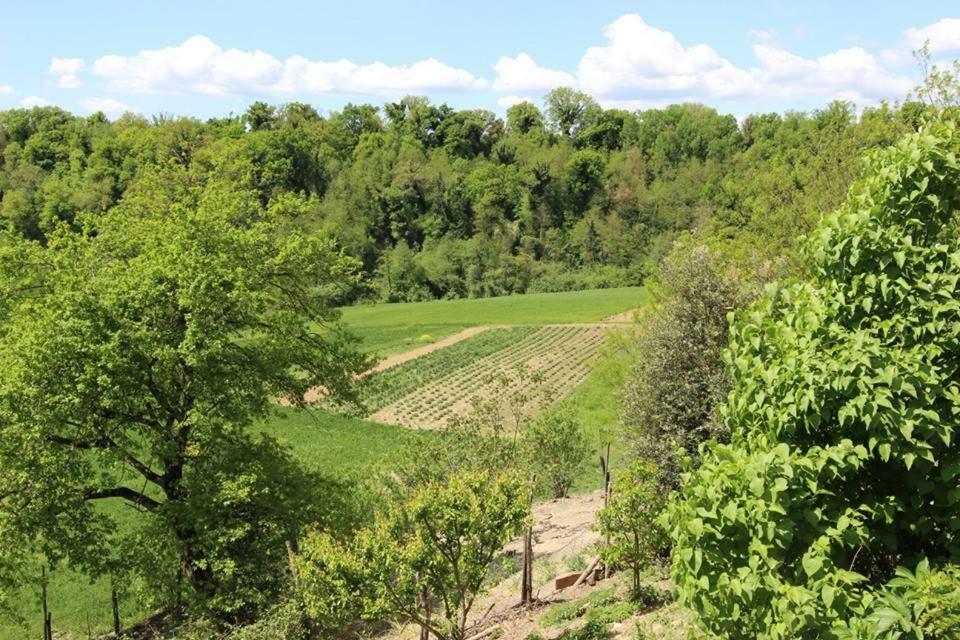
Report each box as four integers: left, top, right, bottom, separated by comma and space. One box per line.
544, 88, 600, 139
522, 402, 589, 498
621, 242, 753, 490
506, 101, 545, 135
297, 470, 531, 640
0, 189, 369, 616
665, 121, 960, 638
596, 460, 667, 599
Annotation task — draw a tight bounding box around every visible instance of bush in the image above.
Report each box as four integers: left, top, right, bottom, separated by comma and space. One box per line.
620, 241, 754, 490
523, 402, 590, 498
849, 560, 960, 640
595, 460, 667, 599
297, 470, 531, 640
665, 122, 960, 638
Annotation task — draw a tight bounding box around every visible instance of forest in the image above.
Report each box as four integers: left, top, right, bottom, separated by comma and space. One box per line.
0, 45, 959, 640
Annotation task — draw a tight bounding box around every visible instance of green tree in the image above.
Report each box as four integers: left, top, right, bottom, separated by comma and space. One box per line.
523, 402, 589, 498
544, 87, 600, 139
621, 242, 754, 490
596, 460, 667, 599
297, 470, 531, 640
0, 192, 369, 616
665, 121, 960, 638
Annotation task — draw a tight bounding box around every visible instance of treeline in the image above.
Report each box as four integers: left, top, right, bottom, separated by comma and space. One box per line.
0, 90, 930, 303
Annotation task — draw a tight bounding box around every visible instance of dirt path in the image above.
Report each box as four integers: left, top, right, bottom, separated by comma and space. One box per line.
368, 326, 491, 374
602, 308, 640, 323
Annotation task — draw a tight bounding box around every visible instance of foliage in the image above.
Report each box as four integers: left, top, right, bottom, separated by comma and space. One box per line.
297, 470, 531, 640
848, 560, 960, 639
665, 121, 960, 638
620, 241, 755, 490
0, 191, 368, 620
0, 90, 915, 304
522, 401, 589, 498
596, 460, 668, 598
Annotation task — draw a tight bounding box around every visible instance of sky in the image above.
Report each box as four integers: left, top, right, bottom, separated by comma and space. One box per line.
1, 1, 959, 120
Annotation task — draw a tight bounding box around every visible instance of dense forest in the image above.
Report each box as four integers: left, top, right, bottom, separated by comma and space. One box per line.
0, 89, 930, 302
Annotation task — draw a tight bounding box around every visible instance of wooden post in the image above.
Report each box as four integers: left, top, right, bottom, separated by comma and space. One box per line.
520, 472, 536, 605
415, 572, 432, 640
111, 577, 121, 638
521, 526, 534, 604
601, 443, 613, 580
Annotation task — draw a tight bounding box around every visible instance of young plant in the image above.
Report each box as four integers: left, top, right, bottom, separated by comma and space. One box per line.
595, 460, 666, 599
522, 402, 589, 498
297, 470, 531, 640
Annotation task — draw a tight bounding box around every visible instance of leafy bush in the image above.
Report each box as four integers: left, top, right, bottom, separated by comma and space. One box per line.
665, 122, 960, 638
620, 241, 754, 490
523, 402, 590, 498
297, 470, 531, 640
849, 560, 960, 639
596, 460, 667, 599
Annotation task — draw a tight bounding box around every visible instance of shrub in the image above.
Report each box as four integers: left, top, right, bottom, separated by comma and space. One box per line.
523, 402, 590, 498
665, 122, 960, 638
595, 460, 667, 599
620, 241, 754, 490
297, 470, 531, 640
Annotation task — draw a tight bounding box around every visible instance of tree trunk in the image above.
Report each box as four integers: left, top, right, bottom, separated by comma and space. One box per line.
111, 579, 121, 637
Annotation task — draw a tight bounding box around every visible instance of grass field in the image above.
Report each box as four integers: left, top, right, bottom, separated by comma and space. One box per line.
340, 286, 647, 355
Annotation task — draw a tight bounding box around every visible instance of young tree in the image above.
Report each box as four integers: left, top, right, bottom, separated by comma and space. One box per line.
522, 402, 589, 499
0, 188, 369, 615
665, 121, 960, 638
297, 470, 531, 640
596, 460, 666, 599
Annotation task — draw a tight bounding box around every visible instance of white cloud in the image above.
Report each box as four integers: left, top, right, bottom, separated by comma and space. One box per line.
577, 15, 757, 100
566, 14, 912, 107
492, 53, 574, 93
91, 35, 486, 97
80, 96, 137, 116
905, 18, 960, 54
0, 85, 12, 96
49, 57, 85, 89
20, 96, 50, 107
496, 95, 531, 108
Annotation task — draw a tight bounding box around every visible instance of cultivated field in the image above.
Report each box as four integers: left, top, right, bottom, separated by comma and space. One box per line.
339, 286, 647, 355
370, 325, 609, 428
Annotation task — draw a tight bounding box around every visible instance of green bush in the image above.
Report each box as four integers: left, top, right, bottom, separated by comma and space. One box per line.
620, 241, 754, 491
665, 122, 960, 638
849, 560, 960, 639
595, 460, 667, 599
523, 401, 590, 498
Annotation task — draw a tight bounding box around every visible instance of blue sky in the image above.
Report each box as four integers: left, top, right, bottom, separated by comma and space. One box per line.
1, 1, 959, 119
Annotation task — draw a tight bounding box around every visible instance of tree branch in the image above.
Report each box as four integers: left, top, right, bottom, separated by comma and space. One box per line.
84, 487, 161, 511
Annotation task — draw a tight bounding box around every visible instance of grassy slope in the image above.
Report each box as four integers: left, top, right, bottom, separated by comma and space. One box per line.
340, 286, 647, 355
3, 287, 644, 639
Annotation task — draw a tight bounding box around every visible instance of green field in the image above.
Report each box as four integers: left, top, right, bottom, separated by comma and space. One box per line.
2, 287, 643, 639
340, 286, 647, 355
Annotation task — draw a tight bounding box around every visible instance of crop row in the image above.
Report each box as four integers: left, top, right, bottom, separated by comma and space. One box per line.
356, 326, 537, 412
372, 325, 608, 429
